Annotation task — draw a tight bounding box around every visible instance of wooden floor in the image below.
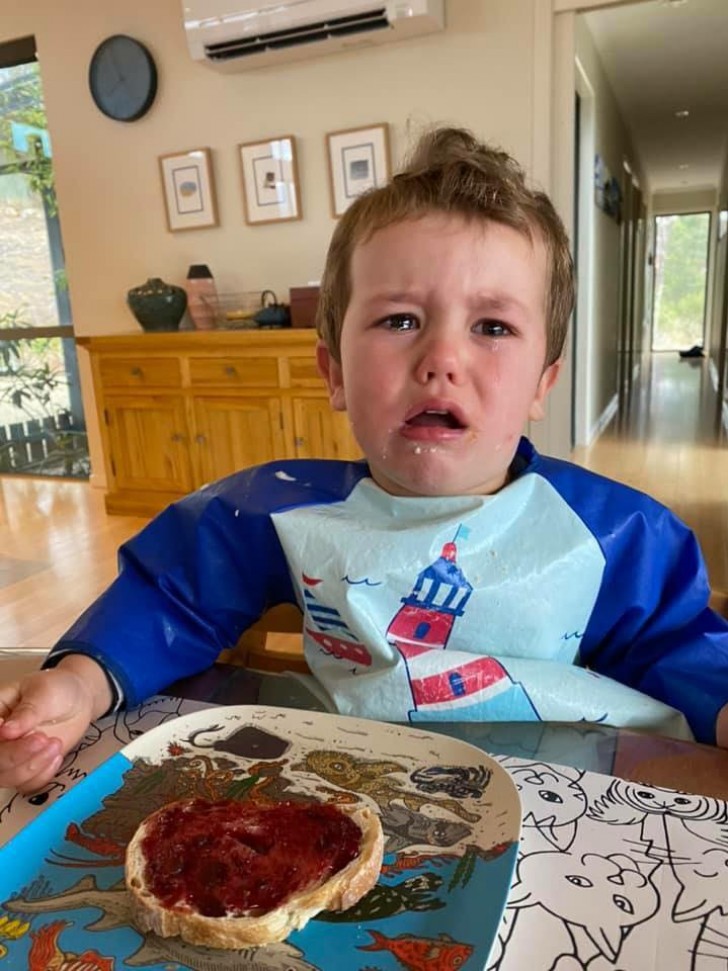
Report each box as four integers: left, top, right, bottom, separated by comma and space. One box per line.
572, 352, 728, 596
0, 350, 726, 649
0, 479, 146, 648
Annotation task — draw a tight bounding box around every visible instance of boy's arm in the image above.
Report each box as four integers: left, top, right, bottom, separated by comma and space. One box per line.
45, 465, 300, 708
581, 515, 728, 746
528, 453, 728, 746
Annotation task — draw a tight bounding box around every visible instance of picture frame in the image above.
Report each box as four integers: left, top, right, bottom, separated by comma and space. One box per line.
238, 135, 301, 225
158, 147, 218, 232
326, 123, 390, 218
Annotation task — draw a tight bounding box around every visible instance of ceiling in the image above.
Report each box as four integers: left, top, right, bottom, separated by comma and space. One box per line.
583, 0, 728, 196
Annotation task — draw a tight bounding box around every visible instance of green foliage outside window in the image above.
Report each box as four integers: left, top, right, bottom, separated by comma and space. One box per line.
0, 61, 56, 212
653, 213, 709, 351
0, 309, 68, 419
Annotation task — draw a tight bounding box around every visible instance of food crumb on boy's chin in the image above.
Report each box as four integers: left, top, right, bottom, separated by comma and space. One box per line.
411, 445, 442, 455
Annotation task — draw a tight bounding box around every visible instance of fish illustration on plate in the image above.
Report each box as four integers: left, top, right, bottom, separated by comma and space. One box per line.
358, 929, 474, 970
293, 750, 479, 823
27, 920, 113, 971
316, 872, 445, 922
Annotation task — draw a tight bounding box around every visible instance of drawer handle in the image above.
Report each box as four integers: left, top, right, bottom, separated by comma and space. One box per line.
130, 367, 143, 378
224, 366, 238, 378
195, 434, 207, 445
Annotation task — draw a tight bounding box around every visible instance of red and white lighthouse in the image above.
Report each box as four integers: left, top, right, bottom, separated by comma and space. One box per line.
387, 539, 473, 651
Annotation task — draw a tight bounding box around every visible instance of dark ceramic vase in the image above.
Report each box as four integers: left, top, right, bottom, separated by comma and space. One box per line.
127, 277, 187, 332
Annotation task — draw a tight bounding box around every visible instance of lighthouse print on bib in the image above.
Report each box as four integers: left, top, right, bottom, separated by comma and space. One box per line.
272, 475, 605, 724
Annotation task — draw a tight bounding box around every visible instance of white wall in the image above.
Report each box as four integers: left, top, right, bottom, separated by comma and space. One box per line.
709, 151, 728, 416
573, 14, 641, 445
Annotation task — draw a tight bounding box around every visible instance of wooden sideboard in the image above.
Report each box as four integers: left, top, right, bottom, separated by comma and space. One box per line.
78, 330, 360, 516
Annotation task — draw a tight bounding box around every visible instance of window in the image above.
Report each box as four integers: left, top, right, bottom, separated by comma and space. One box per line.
652, 212, 710, 352
0, 35, 88, 477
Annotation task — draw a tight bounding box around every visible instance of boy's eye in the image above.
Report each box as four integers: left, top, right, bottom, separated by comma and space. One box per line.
379, 313, 419, 332
473, 319, 512, 338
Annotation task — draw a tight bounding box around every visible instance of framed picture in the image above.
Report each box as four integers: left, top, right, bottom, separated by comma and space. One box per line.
158, 147, 218, 232
326, 123, 390, 217
238, 135, 301, 225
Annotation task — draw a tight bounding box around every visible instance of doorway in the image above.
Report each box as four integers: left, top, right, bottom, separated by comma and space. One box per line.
572, 58, 596, 447
651, 212, 711, 352
0, 35, 88, 477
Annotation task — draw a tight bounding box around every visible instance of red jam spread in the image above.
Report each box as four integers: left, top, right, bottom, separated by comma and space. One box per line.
139, 798, 362, 918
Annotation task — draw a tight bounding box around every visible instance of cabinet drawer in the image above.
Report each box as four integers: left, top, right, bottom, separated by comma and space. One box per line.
288, 356, 323, 388
98, 357, 182, 388
189, 356, 279, 387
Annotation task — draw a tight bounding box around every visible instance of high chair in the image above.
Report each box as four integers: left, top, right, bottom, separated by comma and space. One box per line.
220, 603, 308, 673
710, 589, 728, 619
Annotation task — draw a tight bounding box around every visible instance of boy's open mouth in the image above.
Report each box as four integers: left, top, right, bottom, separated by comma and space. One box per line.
404, 406, 467, 430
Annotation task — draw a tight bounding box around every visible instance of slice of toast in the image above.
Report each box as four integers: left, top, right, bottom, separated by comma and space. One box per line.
125, 798, 383, 948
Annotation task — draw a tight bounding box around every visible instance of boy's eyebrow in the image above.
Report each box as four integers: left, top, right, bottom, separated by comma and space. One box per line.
470, 293, 530, 315
359, 290, 530, 313
359, 289, 425, 305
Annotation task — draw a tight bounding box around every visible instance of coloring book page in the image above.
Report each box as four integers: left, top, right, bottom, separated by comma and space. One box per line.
488, 757, 728, 970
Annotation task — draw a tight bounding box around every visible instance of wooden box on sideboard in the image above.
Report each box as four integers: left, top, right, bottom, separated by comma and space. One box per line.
289, 285, 319, 328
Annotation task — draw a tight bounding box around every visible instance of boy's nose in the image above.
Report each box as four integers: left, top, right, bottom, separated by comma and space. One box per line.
413, 335, 465, 386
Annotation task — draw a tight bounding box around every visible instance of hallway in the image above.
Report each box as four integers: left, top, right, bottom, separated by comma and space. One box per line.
572, 352, 728, 594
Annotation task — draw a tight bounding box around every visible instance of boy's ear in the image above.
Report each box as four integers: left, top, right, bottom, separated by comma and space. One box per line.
316, 340, 347, 412
528, 358, 562, 422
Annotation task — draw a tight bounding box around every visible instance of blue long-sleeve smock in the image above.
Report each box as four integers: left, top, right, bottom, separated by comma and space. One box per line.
48, 438, 728, 744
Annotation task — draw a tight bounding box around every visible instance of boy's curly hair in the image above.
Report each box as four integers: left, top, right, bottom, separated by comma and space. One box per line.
316, 126, 575, 367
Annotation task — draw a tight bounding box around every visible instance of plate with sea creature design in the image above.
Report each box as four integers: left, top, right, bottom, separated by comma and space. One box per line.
0, 705, 520, 970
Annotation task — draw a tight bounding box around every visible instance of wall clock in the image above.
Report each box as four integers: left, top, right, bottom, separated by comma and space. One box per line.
88, 35, 158, 122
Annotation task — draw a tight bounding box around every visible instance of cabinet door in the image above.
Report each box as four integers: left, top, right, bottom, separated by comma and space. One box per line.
104, 395, 193, 493
192, 395, 289, 483
291, 396, 360, 461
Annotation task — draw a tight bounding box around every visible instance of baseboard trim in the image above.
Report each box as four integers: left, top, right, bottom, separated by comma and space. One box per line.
709, 357, 718, 390
708, 358, 728, 432
587, 394, 618, 446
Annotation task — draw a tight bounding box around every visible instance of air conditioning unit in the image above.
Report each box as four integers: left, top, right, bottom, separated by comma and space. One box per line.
182, 0, 445, 71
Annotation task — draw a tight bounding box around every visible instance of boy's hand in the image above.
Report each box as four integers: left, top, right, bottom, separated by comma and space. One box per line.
0, 656, 113, 794
717, 701, 728, 749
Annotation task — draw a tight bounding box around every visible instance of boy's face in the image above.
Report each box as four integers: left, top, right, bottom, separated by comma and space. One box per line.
317, 213, 561, 497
